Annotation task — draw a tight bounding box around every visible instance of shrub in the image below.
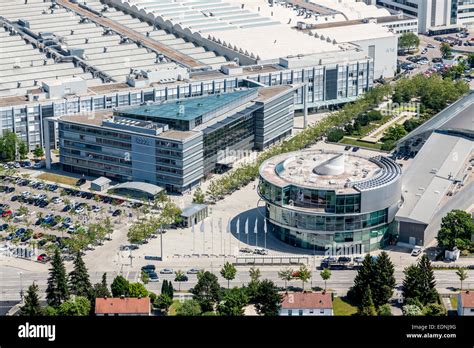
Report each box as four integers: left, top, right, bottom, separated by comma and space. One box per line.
327, 128, 345, 142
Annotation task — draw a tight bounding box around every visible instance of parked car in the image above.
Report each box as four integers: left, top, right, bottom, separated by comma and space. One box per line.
141, 265, 156, 272
253, 248, 268, 255
0, 223, 8, 231
344, 146, 351, 151
148, 272, 159, 282
239, 247, 253, 253
187, 268, 201, 274
75, 178, 86, 186
411, 246, 423, 256
62, 205, 71, 212
112, 209, 122, 217
337, 256, 352, 263
160, 268, 173, 274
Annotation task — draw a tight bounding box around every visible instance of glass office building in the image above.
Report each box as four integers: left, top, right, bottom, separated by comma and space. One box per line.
258, 150, 402, 252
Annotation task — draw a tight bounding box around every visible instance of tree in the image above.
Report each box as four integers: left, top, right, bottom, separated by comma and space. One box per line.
217, 287, 248, 316
348, 254, 375, 306
423, 303, 447, 316
377, 304, 392, 316
93, 273, 111, 298
191, 271, 221, 312
42, 306, 58, 316
320, 269, 331, 292
176, 299, 202, 316
111, 275, 129, 297
220, 261, 237, 289
253, 280, 281, 316
57, 296, 91, 316
468, 53, 474, 69
68, 252, 92, 298
19, 141, 28, 159
192, 187, 205, 204
20, 282, 42, 316
46, 249, 69, 307
402, 304, 423, 316
33, 145, 44, 158
372, 251, 396, 308
440, 42, 452, 58
0, 131, 19, 162
278, 268, 294, 291
294, 264, 311, 291
249, 267, 261, 283
141, 271, 150, 285
398, 32, 420, 52
128, 282, 148, 298
382, 124, 407, 142
456, 268, 468, 291
437, 210, 474, 250
402, 255, 438, 306
327, 128, 344, 142
357, 286, 377, 316
155, 293, 173, 314
174, 270, 187, 291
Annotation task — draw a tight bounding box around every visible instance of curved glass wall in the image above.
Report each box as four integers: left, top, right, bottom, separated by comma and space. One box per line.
266, 204, 387, 232
259, 178, 361, 214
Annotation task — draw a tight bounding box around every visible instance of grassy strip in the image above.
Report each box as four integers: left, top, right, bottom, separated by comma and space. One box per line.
339, 137, 383, 150
37, 173, 78, 186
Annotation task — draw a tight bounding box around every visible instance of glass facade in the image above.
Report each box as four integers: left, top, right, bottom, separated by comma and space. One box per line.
259, 176, 395, 252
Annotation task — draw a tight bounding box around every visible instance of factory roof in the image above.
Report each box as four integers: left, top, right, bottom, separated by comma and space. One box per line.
259, 149, 401, 193
396, 131, 473, 225
311, 22, 394, 43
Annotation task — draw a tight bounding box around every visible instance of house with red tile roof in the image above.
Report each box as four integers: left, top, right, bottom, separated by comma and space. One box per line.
95, 297, 151, 316
280, 292, 333, 316
457, 291, 474, 316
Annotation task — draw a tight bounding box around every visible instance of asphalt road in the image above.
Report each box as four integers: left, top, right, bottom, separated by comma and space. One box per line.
1, 264, 472, 301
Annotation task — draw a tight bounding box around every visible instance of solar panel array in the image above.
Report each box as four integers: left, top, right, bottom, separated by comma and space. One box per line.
353, 156, 401, 191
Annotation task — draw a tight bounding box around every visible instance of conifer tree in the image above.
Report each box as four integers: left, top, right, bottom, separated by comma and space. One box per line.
358, 286, 377, 316
372, 251, 396, 308
69, 252, 92, 298
46, 249, 69, 307
20, 282, 42, 316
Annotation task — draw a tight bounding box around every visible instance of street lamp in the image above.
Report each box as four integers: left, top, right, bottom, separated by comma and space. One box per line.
18, 272, 24, 302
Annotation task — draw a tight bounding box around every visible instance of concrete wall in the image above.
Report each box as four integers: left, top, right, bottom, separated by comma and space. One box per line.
354, 35, 397, 79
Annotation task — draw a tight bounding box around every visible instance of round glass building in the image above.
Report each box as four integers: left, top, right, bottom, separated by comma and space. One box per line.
258, 150, 402, 253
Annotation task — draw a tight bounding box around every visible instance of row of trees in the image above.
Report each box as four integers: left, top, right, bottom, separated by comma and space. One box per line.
206, 85, 392, 201
174, 267, 282, 316
127, 195, 182, 244
21, 249, 111, 316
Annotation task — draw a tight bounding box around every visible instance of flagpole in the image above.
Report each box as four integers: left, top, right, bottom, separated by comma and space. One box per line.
264, 218, 267, 250
211, 218, 214, 255
255, 217, 258, 247
192, 221, 195, 254
220, 218, 223, 255
246, 218, 249, 245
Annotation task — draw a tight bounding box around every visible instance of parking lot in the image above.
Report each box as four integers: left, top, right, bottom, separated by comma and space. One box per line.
398, 30, 473, 81
0, 174, 144, 262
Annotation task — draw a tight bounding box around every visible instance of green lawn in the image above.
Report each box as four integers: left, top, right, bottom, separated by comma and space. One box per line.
339, 137, 383, 150
333, 297, 358, 316
168, 300, 181, 316
37, 173, 78, 186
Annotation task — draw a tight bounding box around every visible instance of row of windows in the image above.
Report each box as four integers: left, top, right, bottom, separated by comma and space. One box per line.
259, 180, 362, 214
267, 204, 387, 232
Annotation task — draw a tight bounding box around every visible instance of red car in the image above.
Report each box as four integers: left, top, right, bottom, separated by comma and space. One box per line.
37, 254, 50, 263
1, 210, 12, 217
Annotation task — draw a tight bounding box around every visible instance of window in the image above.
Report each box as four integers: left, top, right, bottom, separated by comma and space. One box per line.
298, 309, 303, 316
309, 310, 314, 314
288, 309, 293, 316
320, 309, 325, 314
